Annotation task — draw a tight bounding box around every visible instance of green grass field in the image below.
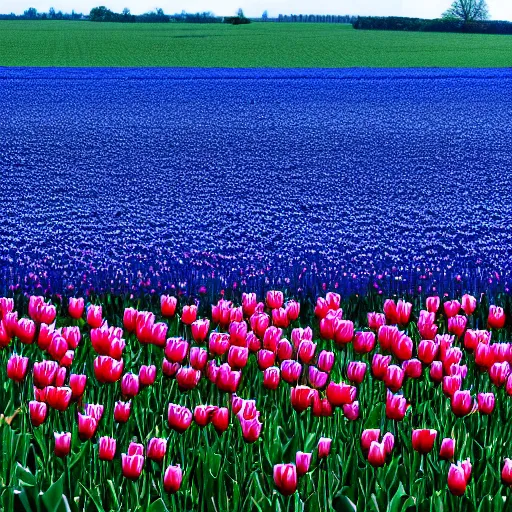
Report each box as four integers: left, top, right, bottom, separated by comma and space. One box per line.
1, 20, 512, 67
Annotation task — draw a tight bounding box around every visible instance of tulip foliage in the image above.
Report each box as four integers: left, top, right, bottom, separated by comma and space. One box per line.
0, 290, 511, 511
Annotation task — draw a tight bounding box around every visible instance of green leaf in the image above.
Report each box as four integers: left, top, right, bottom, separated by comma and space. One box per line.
15, 464, 36, 487
78, 483, 105, 512
147, 498, 168, 512
106, 481, 120, 510
333, 493, 357, 512
388, 482, 406, 512
42, 474, 64, 512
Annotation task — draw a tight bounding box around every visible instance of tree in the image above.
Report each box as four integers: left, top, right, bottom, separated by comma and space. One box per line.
262, 10, 268, 21
48, 7, 55, 18
23, 7, 38, 18
442, 0, 489, 22
237, 8, 245, 19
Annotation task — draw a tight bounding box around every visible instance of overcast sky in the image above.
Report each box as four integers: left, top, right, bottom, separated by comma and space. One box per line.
3, 0, 512, 20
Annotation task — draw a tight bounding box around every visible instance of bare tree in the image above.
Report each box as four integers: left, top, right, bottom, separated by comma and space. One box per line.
442, 0, 489, 22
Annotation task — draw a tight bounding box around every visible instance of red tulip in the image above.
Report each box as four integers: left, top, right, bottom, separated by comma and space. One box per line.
447, 463, 467, 496
383, 432, 395, 454
247, 331, 261, 352
372, 354, 391, 380
135, 311, 155, 343
368, 441, 387, 467
228, 321, 247, 347
263, 367, 280, 390
161, 295, 177, 317
326, 381, 356, 406
333, 319, 354, 345
439, 438, 455, 460
272, 308, 289, 328
312, 395, 333, 417
291, 385, 315, 412
121, 373, 139, 398
128, 442, 143, 456
396, 300, 412, 325
417, 310, 437, 340
429, 361, 443, 383
426, 296, 440, 313
7, 354, 29, 382
62, 326, 81, 350
181, 305, 197, 325
368, 312, 386, 331
193, 405, 217, 427
46, 386, 72, 411
242, 293, 257, 317
281, 360, 302, 383
60, 349, 75, 368
477, 392, 495, 415
227, 346, 249, 369
442, 347, 463, 374
138, 365, 156, 387
353, 331, 375, 354
273, 464, 297, 496
29, 297, 56, 324
216, 363, 241, 393
78, 413, 98, 441
318, 437, 331, 458
94, 356, 123, 383
286, 301, 300, 322
386, 391, 407, 421
152, 321, 169, 347
86, 305, 102, 328
191, 318, 210, 343
313, 296, 329, 318
448, 315, 467, 338
68, 298, 84, 319
70, 374, 87, 400
361, 429, 381, 451
164, 465, 182, 494
165, 337, 189, 363
239, 415, 262, 443
209, 332, 230, 356
33, 360, 59, 388
491, 343, 510, 363
488, 306, 506, 329
122, 453, 144, 480
490, 362, 510, 387
176, 367, 201, 391
384, 365, 404, 392
99, 436, 116, 461
347, 361, 366, 384
412, 429, 437, 454
188, 347, 207, 371
399, 361, 419, 382
15, 318, 35, 344
168, 404, 193, 433
54, 432, 71, 457
298, 340, 317, 364
29, 401, 47, 427
263, 326, 282, 352
296, 452, 312, 476
451, 390, 473, 417
442, 375, 462, 397
383, 299, 398, 324
392, 333, 413, 361
209, 407, 228, 434
317, 350, 334, 372
502, 459, 512, 486
123, 307, 138, 332
308, 366, 328, 389
84, 403, 104, 422
342, 401, 359, 421
147, 437, 167, 462
461, 294, 476, 315
377, 325, 400, 352
0, 297, 14, 318
444, 300, 460, 318
250, 313, 270, 338
0, 319, 11, 348
418, 339, 438, 365
114, 400, 131, 423
276, 339, 293, 361
47, 335, 68, 362
475, 342, 494, 370
266, 290, 284, 309
291, 327, 312, 348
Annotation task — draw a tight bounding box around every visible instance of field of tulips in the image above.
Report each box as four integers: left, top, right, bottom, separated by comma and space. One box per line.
1, 288, 512, 511
1, 68, 511, 297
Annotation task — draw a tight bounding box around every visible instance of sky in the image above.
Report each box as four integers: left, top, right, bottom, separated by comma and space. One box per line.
3, 0, 512, 20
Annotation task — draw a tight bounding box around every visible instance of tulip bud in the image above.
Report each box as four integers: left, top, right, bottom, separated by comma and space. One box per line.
412, 429, 437, 454
161, 295, 177, 317
114, 400, 131, 423
263, 366, 280, 390
168, 404, 193, 433
164, 465, 182, 494
317, 437, 331, 458
29, 401, 47, 427
181, 305, 197, 325
273, 463, 297, 496
439, 438, 455, 460
296, 451, 312, 477
54, 432, 71, 457
147, 438, 167, 462
7, 354, 29, 383
502, 459, 512, 486
99, 436, 116, 461
121, 453, 144, 480
212, 406, 229, 434
68, 298, 85, 319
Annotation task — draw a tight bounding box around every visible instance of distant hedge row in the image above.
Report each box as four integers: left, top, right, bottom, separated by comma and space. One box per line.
353, 16, 512, 35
